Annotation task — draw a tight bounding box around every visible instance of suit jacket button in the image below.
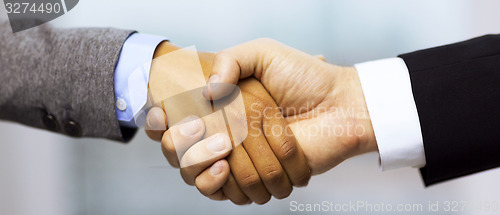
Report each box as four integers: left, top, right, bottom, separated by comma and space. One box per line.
64, 120, 82, 137
42, 114, 60, 132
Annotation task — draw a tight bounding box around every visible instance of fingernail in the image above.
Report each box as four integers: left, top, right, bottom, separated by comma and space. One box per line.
207, 134, 228, 153
208, 75, 221, 92
179, 117, 201, 136
209, 160, 223, 176
208, 74, 220, 84
147, 115, 157, 129
147, 110, 163, 130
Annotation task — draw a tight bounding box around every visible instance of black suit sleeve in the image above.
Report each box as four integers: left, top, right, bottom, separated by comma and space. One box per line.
398, 34, 500, 186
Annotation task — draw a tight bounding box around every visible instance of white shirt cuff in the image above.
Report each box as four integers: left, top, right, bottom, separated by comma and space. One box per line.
114, 33, 167, 127
355, 57, 426, 170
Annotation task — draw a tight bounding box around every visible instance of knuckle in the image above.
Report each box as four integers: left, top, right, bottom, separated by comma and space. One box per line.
262, 165, 285, 186
278, 140, 298, 161
239, 173, 262, 190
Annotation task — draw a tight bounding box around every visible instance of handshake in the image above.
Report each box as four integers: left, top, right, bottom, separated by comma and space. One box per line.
143, 39, 378, 205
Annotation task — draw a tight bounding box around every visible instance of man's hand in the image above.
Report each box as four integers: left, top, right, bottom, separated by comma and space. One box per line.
144, 42, 311, 204
204, 38, 378, 175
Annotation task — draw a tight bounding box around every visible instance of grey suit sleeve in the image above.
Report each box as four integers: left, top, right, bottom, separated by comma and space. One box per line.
0, 21, 137, 142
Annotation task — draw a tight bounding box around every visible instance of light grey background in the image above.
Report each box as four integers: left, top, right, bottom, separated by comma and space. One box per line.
1, 0, 500, 214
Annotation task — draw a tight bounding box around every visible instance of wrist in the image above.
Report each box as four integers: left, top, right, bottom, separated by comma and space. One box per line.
154, 41, 180, 58
148, 43, 216, 106
153, 42, 215, 78
341, 66, 378, 155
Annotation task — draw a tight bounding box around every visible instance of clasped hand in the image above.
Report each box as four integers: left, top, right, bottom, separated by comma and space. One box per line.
145, 39, 378, 205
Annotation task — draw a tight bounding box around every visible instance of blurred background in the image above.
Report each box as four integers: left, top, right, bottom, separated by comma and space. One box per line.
1, 0, 500, 214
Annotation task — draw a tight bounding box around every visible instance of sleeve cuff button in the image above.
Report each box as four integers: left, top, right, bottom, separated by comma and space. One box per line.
116, 98, 127, 111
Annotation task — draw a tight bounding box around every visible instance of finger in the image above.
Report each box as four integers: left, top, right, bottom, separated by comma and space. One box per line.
195, 159, 230, 198
222, 173, 251, 205
263, 108, 311, 187
145, 107, 168, 141
242, 118, 293, 199
227, 144, 271, 204
161, 115, 205, 168
180, 133, 232, 185
203, 38, 287, 100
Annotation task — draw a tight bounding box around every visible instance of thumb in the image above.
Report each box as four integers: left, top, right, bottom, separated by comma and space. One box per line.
145, 107, 168, 142
202, 38, 284, 100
